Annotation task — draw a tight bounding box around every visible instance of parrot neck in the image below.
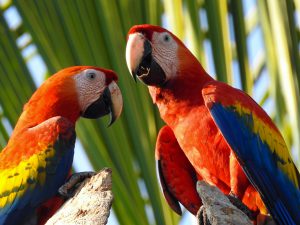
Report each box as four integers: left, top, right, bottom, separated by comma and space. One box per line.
12, 103, 80, 138
11, 84, 80, 138
149, 64, 213, 127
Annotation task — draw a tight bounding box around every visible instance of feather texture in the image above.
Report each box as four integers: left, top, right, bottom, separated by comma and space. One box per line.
203, 82, 300, 225
0, 116, 75, 225
155, 126, 202, 215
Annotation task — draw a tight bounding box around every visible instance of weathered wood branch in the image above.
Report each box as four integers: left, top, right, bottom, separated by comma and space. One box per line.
196, 181, 252, 225
196, 181, 276, 225
46, 168, 113, 225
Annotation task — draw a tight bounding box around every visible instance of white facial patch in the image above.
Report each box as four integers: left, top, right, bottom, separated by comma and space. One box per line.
151, 31, 178, 81
73, 69, 106, 113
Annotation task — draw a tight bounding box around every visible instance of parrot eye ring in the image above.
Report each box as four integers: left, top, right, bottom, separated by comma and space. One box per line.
86, 72, 96, 80
163, 34, 170, 42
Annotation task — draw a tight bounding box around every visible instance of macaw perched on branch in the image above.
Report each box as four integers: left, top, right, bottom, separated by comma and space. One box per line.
0, 66, 123, 225
126, 24, 300, 224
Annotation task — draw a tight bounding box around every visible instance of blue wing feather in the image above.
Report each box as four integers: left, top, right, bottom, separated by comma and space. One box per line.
0, 117, 75, 225
0, 138, 74, 225
210, 103, 300, 225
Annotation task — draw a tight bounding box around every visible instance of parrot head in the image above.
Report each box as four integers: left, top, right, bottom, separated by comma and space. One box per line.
16, 66, 123, 131
126, 24, 206, 87
69, 66, 123, 124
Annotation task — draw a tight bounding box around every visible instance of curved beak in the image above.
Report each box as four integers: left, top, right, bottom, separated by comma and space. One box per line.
106, 81, 123, 126
126, 33, 166, 86
82, 81, 123, 126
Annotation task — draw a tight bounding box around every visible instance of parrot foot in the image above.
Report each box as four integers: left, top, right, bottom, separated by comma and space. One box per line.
227, 193, 255, 220
58, 171, 96, 198
196, 206, 211, 225
257, 214, 276, 225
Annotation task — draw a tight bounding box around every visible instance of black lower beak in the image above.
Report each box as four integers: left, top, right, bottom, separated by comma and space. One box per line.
133, 39, 166, 86
82, 87, 111, 119
82, 82, 122, 126
82, 87, 119, 127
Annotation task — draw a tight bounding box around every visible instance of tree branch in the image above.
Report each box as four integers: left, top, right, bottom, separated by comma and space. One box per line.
196, 181, 252, 225
196, 181, 276, 225
46, 168, 113, 225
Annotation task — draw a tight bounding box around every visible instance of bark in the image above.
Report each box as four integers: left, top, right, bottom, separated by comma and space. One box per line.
196, 181, 252, 225
46, 168, 113, 225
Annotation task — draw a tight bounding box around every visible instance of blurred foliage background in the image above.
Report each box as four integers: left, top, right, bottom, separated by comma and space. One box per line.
0, 0, 300, 224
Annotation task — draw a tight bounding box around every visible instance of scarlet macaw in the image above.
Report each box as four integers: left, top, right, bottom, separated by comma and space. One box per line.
0, 66, 123, 225
126, 24, 300, 224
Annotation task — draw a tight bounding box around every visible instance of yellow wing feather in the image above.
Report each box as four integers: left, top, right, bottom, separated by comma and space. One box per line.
234, 102, 299, 187
0, 146, 54, 208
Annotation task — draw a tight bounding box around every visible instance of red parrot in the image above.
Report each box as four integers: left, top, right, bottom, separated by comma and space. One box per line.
126, 24, 300, 224
0, 66, 123, 225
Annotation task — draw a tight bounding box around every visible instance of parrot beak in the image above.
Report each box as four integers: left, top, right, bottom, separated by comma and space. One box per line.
82, 81, 123, 126
126, 33, 166, 86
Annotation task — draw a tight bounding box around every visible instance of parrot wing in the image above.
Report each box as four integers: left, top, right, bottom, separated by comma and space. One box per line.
156, 126, 202, 216
0, 116, 75, 225
202, 81, 300, 225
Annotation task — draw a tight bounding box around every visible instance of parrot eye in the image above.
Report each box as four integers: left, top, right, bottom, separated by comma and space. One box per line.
86, 72, 96, 80
163, 34, 171, 42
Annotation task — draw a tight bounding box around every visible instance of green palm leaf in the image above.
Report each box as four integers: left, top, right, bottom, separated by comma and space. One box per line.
1, 1, 300, 224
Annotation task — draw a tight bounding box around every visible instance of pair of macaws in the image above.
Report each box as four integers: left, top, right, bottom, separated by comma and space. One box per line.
0, 24, 299, 225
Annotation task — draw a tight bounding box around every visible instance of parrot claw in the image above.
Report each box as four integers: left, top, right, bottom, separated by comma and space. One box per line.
58, 171, 96, 199
227, 192, 255, 220
257, 214, 276, 225
196, 206, 211, 225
